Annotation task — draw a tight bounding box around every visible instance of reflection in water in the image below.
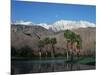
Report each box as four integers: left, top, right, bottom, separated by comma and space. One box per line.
11, 60, 95, 75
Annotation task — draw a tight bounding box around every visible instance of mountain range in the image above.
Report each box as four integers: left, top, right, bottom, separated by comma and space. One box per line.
12, 20, 96, 32
11, 20, 96, 56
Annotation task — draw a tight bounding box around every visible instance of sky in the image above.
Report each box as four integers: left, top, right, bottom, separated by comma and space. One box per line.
11, 0, 96, 24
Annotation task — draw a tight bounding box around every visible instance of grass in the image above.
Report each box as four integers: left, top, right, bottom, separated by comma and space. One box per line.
76, 56, 95, 65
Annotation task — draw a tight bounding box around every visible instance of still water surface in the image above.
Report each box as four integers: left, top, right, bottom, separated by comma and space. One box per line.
11, 59, 95, 74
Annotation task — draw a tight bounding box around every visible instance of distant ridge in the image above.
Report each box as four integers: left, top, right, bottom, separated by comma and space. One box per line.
12, 20, 96, 32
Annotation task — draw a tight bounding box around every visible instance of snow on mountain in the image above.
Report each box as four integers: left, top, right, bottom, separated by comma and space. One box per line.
49, 20, 96, 31
12, 20, 96, 32
12, 20, 33, 25
37, 23, 51, 29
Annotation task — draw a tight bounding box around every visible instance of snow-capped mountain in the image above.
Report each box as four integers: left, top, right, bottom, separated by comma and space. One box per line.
49, 20, 95, 31
12, 20, 33, 25
12, 20, 96, 32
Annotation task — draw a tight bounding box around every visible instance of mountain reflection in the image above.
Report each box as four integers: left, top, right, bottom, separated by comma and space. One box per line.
11, 60, 95, 75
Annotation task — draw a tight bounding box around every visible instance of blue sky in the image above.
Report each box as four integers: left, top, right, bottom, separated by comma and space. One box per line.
11, 0, 96, 24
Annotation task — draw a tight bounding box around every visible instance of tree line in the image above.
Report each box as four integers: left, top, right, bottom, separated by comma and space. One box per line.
11, 30, 82, 61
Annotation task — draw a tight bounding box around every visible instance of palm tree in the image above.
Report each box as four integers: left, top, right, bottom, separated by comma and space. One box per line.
74, 35, 82, 60
64, 30, 82, 70
43, 37, 51, 58
71, 34, 82, 70
38, 40, 44, 59
50, 38, 57, 58
64, 30, 82, 61
64, 30, 75, 61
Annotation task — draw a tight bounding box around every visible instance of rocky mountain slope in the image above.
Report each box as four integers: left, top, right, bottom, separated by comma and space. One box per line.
11, 24, 53, 51
11, 24, 96, 55
48, 27, 96, 52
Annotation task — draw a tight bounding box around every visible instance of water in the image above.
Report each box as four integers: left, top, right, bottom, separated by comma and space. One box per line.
11, 59, 95, 75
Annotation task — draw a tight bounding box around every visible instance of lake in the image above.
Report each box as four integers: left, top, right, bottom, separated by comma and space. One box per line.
11, 59, 95, 75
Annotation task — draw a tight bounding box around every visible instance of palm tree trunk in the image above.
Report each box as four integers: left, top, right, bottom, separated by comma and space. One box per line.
52, 44, 55, 58
39, 48, 41, 60
67, 51, 69, 61
45, 51, 47, 59
77, 49, 80, 61
66, 42, 69, 61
